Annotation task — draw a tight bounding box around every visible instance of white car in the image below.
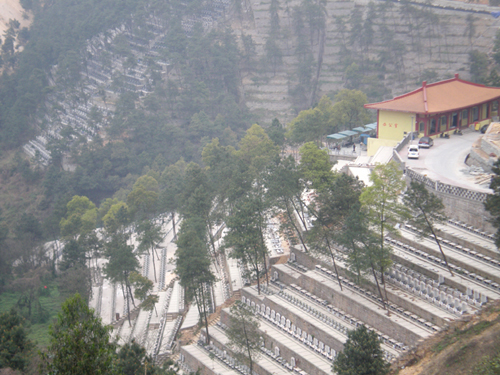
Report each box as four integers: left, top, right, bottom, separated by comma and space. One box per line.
407, 145, 419, 159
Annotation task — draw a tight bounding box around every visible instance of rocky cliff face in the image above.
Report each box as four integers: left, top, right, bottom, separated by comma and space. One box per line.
232, 0, 499, 124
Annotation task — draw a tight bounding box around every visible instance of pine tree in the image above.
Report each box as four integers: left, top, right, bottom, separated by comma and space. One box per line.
333, 325, 390, 375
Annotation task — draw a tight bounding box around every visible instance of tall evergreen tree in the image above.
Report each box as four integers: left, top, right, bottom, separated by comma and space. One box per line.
333, 325, 390, 375
41, 294, 116, 375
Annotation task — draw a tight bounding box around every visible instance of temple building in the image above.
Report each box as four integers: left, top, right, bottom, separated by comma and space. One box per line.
364, 74, 500, 150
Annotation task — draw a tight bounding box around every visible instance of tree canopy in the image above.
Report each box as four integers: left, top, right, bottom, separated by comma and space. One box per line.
41, 294, 116, 375
333, 325, 390, 375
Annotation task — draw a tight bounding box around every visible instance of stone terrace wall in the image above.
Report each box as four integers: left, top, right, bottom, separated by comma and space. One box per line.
405, 168, 494, 232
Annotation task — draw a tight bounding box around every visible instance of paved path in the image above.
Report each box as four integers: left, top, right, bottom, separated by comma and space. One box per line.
400, 130, 492, 193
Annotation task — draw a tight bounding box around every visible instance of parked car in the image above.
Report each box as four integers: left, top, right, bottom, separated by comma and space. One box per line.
418, 136, 434, 148
407, 145, 419, 159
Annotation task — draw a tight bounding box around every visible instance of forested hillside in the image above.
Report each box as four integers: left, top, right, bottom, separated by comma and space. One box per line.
0, 0, 497, 253
1, 0, 500, 371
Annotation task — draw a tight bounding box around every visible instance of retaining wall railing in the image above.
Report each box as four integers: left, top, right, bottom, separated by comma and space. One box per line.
405, 168, 489, 202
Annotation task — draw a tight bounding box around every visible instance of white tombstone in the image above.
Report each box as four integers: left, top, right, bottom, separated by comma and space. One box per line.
281, 316, 286, 326
271, 310, 276, 320
291, 357, 296, 367
242, 296, 246, 304
290, 253, 296, 261
447, 295, 453, 306
275, 347, 280, 357
276, 313, 280, 323
266, 307, 271, 316
438, 274, 444, 284
286, 319, 291, 329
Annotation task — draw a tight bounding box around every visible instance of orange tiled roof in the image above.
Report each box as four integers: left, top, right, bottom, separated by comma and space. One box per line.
364, 74, 500, 114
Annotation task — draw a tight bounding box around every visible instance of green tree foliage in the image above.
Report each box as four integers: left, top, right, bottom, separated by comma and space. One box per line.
287, 96, 335, 145
9, 268, 51, 323
0, 309, 33, 371
60, 239, 87, 271
58, 265, 92, 303
226, 302, 261, 375
201, 138, 237, 217
485, 159, 500, 249
333, 325, 390, 375
101, 201, 129, 233
127, 176, 159, 220
129, 271, 159, 315
266, 155, 309, 252
41, 294, 116, 375
308, 173, 364, 287
159, 159, 186, 239
403, 181, 452, 275
179, 162, 219, 256
331, 89, 370, 131
115, 340, 167, 375
225, 191, 269, 294
469, 50, 489, 84
136, 219, 164, 282
59, 195, 97, 239
103, 232, 139, 325
488, 69, 500, 88
237, 124, 279, 179
299, 142, 333, 192
266, 118, 286, 149
175, 217, 215, 344
359, 161, 408, 300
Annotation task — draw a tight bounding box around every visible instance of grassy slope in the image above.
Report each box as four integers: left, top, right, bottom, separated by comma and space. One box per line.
0, 280, 64, 348
392, 301, 500, 375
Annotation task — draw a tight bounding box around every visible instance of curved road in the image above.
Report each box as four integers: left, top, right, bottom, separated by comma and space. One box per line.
400, 130, 492, 193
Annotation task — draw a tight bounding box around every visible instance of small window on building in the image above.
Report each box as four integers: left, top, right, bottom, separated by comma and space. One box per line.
419, 121, 425, 133
430, 118, 437, 134
472, 106, 479, 122
439, 115, 447, 132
